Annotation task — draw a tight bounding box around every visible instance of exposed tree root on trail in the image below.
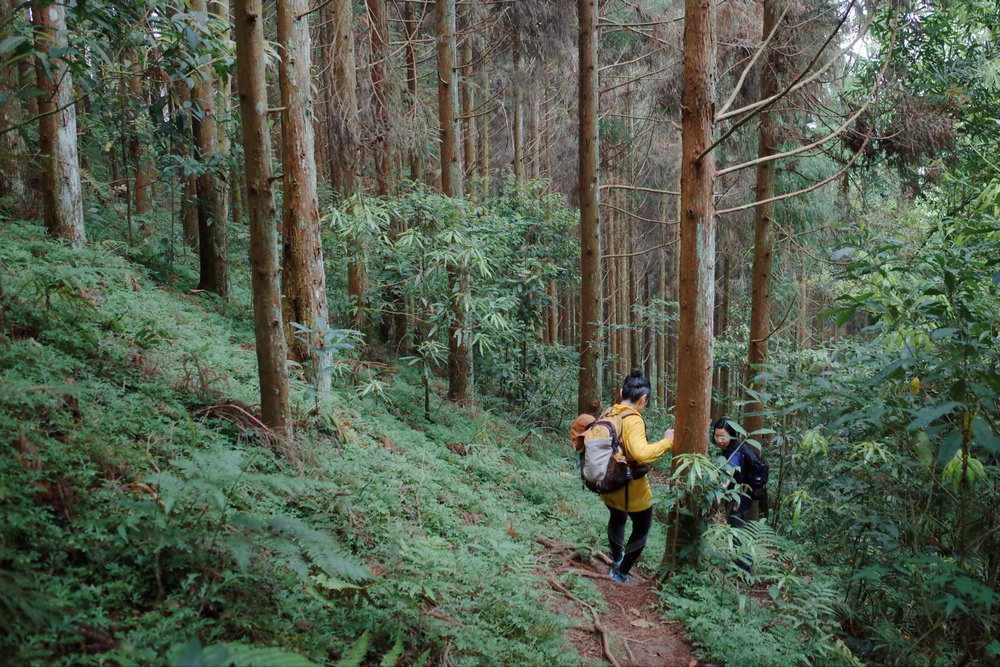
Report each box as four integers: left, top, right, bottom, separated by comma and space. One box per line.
534, 536, 698, 667
547, 577, 621, 667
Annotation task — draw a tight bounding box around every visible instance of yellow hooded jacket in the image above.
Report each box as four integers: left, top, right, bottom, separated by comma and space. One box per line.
599, 404, 674, 512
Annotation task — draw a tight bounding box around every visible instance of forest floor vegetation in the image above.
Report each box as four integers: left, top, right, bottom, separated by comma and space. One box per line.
0, 219, 699, 666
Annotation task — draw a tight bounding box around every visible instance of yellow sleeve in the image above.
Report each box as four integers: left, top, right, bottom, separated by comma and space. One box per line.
621, 415, 673, 464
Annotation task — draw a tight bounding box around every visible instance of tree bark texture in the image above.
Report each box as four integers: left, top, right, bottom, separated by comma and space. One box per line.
234, 0, 291, 434
191, 0, 228, 296
665, 0, 716, 572
329, 0, 367, 333
404, 2, 422, 182
1, 0, 27, 199
657, 242, 667, 406
367, 0, 394, 197
511, 28, 525, 185
477, 27, 490, 185
745, 0, 780, 437
577, 0, 601, 415
277, 0, 331, 390
437, 0, 470, 403
32, 0, 85, 248
460, 6, 476, 179
173, 81, 200, 249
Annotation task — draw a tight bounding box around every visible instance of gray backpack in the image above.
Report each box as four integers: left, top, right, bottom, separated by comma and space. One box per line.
580, 410, 649, 494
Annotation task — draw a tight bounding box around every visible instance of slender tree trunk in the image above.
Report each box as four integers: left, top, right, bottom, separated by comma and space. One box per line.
547, 278, 558, 346
664, 0, 716, 573
712, 253, 731, 418
745, 0, 780, 437
511, 26, 525, 184
128, 56, 152, 218
329, 0, 367, 334
628, 232, 638, 368
437, 0, 470, 403
607, 212, 619, 379
277, 0, 331, 389
477, 24, 490, 187
460, 6, 476, 180
404, 2, 422, 181
212, 0, 231, 245
525, 81, 536, 180
657, 242, 667, 406
577, 0, 601, 415
32, 0, 84, 248
191, 0, 228, 296
368, 0, 393, 197
234, 0, 291, 434
172, 81, 200, 249
1, 0, 27, 199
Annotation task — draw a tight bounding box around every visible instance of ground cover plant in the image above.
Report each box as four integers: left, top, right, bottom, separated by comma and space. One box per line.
0, 220, 619, 666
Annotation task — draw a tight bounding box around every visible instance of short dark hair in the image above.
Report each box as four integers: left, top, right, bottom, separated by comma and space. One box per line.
621, 368, 651, 402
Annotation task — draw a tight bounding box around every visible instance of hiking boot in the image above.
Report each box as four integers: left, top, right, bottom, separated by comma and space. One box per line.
609, 566, 629, 584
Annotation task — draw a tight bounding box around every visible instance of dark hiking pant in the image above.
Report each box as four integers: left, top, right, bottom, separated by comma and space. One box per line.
607, 506, 653, 575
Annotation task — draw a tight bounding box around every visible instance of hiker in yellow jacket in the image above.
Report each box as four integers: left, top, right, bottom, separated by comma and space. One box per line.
602, 368, 674, 584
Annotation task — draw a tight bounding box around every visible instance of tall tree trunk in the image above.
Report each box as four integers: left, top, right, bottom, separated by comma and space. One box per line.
577, 0, 601, 415
745, 0, 780, 438
32, 0, 84, 248
211, 0, 231, 245
547, 278, 558, 346
460, 7, 476, 180
368, 0, 393, 197
404, 2, 422, 181
173, 81, 200, 249
437, 0, 470, 403
664, 0, 716, 573
234, 0, 291, 434
368, 0, 404, 345
511, 26, 525, 184
278, 0, 331, 389
657, 242, 667, 406
128, 55, 152, 219
329, 0, 367, 334
1, 0, 27, 200
191, 0, 228, 296
477, 24, 490, 186
712, 253, 731, 418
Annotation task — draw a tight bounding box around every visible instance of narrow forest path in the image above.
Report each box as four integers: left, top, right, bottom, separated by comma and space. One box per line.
534, 537, 699, 667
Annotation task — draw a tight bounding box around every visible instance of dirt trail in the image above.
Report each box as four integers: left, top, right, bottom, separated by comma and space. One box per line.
535, 537, 700, 667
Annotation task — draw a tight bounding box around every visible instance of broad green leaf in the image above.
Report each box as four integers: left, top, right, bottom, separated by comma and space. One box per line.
971, 417, 1000, 453
908, 402, 960, 430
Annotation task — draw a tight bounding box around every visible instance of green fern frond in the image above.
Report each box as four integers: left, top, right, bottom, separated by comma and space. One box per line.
334, 630, 370, 667
169, 639, 319, 667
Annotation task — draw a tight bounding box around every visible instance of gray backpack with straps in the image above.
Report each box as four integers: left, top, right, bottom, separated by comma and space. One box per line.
580, 411, 649, 494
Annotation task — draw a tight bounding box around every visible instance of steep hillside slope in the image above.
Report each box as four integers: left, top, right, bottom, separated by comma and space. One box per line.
0, 221, 673, 665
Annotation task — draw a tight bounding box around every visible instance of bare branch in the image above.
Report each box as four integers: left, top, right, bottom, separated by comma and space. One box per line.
717, 1, 791, 117
600, 183, 680, 196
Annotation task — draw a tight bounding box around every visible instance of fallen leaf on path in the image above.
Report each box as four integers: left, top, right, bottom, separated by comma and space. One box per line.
630, 619, 656, 628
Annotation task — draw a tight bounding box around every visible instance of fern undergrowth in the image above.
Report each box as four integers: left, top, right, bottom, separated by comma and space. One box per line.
0, 220, 614, 666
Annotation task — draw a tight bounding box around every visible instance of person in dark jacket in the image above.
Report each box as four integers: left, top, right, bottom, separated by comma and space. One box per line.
713, 418, 753, 527
713, 418, 759, 573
